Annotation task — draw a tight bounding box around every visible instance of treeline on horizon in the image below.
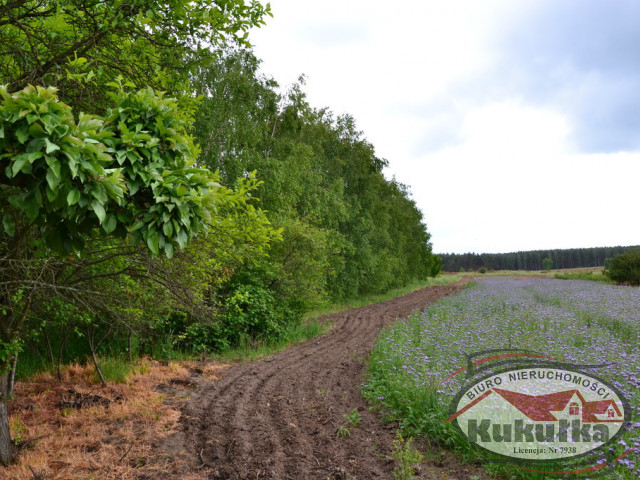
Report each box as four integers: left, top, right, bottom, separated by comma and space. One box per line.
438, 245, 639, 272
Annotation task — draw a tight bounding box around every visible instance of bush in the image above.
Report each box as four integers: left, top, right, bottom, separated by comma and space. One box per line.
478, 267, 487, 274
607, 249, 640, 286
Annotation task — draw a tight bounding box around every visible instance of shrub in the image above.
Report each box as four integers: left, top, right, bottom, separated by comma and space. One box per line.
478, 267, 487, 274
607, 249, 640, 286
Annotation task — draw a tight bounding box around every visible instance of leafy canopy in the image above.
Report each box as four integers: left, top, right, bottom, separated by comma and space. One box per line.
0, 83, 220, 257
0, 0, 272, 111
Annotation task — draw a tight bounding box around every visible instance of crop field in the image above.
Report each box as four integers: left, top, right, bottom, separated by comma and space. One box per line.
364, 278, 640, 479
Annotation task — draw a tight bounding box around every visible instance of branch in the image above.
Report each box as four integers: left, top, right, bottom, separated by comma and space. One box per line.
11, 28, 106, 87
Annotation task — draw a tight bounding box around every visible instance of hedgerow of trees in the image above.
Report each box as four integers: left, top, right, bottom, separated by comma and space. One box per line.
607, 249, 640, 286
0, 0, 440, 465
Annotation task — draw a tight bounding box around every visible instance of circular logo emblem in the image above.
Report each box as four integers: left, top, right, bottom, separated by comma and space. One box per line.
446, 351, 631, 473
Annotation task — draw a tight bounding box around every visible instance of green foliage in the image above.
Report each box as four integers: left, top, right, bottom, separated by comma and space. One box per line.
392, 432, 424, 480
607, 249, 640, 285
336, 408, 362, 437
193, 53, 440, 313
542, 256, 553, 270
0, 84, 219, 256
0, 0, 272, 112
554, 272, 614, 283
343, 408, 361, 428
0, 0, 276, 466
92, 356, 132, 384
220, 283, 292, 344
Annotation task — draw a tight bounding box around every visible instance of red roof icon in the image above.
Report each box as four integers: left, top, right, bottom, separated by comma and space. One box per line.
492, 388, 623, 423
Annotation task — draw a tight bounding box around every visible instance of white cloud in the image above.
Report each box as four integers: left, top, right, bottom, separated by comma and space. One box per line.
250, 0, 640, 253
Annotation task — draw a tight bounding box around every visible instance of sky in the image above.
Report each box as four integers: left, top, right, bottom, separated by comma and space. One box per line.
249, 0, 640, 254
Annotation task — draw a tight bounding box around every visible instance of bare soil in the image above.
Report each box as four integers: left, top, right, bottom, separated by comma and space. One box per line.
166, 282, 494, 479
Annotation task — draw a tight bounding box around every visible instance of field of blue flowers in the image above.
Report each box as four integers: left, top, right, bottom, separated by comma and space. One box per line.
364, 278, 639, 479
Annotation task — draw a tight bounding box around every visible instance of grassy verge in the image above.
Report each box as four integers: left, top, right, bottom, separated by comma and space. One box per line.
554, 271, 614, 283
305, 275, 464, 321
211, 318, 328, 362
363, 277, 639, 480
457, 269, 553, 276
210, 275, 462, 362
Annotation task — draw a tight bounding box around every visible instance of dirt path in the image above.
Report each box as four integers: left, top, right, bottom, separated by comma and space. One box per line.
176, 283, 479, 479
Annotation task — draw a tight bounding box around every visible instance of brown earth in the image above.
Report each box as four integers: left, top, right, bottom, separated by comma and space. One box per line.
163, 282, 494, 480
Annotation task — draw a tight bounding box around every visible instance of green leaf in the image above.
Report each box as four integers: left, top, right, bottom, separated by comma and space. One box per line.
91, 199, 106, 224
11, 156, 29, 176
22, 195, 39, 221
176, 228, 187, 249
146, 230, 159, 255
102, 214, 117, 234
28, 122, 46, 138
164, 241, 174, 258
126, 221, 144, 232
45, 155, 61, 178
46, 185, 58, 202
67, 189, 81, 205
162, 220, 174, 238
129, 229, 142, 246
16, 125, 29, 143
2, 215, 15, 237
90, 184, 108, 203
26, 137, 45, 153
176, 185, 188, 197
46, 169, 60, 189
44, 137, 60, 154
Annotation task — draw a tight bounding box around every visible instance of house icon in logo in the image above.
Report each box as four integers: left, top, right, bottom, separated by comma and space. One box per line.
491, 388, 623, 423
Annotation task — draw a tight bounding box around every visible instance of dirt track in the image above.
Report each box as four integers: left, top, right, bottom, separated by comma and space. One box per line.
178, 283, 478, 479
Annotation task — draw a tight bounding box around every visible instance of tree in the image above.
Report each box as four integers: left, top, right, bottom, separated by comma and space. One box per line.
542, 257, 553, 271
607, 249, 640, 286
193, 59, 440, 311
0, 0, 271, 111
0, 84, 221, 465
0, 0, 274, 466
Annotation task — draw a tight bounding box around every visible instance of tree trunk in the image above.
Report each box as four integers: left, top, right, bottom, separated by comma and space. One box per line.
127, 329, 133, 363
87, 326, 107, 388
0, 371, 13, 466
8, 355, 18, 399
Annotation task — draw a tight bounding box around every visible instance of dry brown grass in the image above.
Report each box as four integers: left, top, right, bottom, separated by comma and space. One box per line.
4, 358, 228, 480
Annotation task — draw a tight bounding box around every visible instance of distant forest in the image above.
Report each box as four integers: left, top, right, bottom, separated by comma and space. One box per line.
438, 245, 640, 272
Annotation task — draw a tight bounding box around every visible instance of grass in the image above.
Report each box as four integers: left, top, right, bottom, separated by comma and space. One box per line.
212, 318, 328, 362
554, 271, 615, 283
92, 356, 134, 383
6, 359, 217, 480
452, 266, 607, 278
337, 408, 362, 438
305, 275, 464, 321
364, 277, 640, 480
216, 275, 463, 363
453, 270, 554, 277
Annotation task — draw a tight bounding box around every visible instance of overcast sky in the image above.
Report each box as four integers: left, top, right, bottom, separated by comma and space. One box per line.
249, 0, 640, 254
